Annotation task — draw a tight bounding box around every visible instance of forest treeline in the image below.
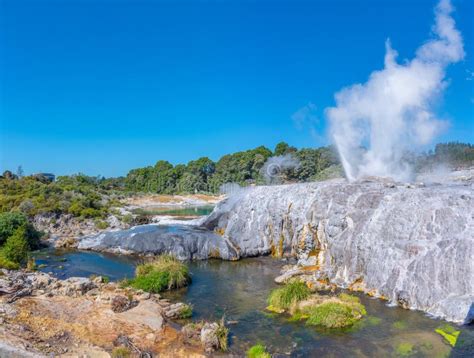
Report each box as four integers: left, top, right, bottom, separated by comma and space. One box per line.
0, 141, 473, 219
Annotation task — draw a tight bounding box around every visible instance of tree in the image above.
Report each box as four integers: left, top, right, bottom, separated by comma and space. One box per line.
274, 142, 297, 156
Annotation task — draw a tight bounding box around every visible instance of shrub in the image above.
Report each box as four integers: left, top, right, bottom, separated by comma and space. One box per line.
247, 343, 271, 358
0, 212, 41, 248
95, 219, 109, 230
267, 281, 311, 311
1, 226, 30, 264
0, 255, 19, 269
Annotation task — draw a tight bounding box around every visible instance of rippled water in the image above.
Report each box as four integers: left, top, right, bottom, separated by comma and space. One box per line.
33, 250, 474, 357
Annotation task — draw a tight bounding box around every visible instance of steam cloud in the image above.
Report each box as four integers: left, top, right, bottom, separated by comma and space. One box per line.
260, 154, 300, 184
327, 0, 464, 182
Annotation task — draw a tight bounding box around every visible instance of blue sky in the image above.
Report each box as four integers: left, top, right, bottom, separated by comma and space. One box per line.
1, 0, 472, 177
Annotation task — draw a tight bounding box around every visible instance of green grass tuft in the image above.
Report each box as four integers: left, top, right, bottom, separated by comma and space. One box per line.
305, 295, 366, 329
178, 304, 193, 319
216, 317, 229, 352
247, 343, 271, 358
267, 281, 311, 311
125, 254, 190, 293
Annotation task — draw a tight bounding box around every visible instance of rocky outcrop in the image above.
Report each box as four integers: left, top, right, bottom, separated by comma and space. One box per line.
202, 173, 474, 324
78, 224, 239, 260
0, 269, 206, 357
33, 213, 129, 248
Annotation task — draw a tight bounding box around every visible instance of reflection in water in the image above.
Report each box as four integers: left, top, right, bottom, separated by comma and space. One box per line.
133, 205, 214, 217
33, 250, 474, 357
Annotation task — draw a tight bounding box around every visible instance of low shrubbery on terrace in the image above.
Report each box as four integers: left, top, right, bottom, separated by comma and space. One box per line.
0, 174, 124, 219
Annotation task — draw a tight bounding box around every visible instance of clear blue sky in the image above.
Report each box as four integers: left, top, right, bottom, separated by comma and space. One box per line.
1, 0, 472, 177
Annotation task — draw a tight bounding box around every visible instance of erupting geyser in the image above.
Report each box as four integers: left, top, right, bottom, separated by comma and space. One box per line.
327, 0, 464, 182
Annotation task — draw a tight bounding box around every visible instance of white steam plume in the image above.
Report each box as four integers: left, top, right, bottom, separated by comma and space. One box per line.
260, 154, 300, 184
327, 0, 464, 182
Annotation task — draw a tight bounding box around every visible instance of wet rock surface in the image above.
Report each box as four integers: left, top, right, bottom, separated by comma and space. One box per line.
78, 224, 239, 260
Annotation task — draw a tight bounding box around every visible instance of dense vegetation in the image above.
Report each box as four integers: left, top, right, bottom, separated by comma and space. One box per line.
0, 141, 472, 218
124, 143, 341, 193
0, 212, 42, 269
415, 142, 474, 170
0, 174, 124, 219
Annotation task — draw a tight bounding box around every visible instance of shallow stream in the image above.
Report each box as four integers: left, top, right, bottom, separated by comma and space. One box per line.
33, 249, 473, 357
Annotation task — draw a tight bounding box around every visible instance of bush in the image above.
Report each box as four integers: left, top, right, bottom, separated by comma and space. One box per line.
247, 344, 271, 358
0, 255, 19, 270
1, 226, 30, 264
95, 219, 109, 230
267, 281, 311, 311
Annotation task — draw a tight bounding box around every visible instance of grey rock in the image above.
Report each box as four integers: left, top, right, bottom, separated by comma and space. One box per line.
78, 224, 239, 260
200, 322, 220, 352
203, 175, 474, 324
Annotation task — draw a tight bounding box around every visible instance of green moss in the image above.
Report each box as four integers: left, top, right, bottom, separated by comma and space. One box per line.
435, 324, 460, 347
392, 320, 408, 330
395, 342, 414, 356
365, 315, 382, 326
247, 343, 271, 358
267, 281, 311, 311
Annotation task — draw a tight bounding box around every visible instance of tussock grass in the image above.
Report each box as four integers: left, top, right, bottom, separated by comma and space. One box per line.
267, 281, 311, 311
304, 294, 366, 328
125, 254, 190, 293
216, 317, 229, 352
247, 343, 271, 358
